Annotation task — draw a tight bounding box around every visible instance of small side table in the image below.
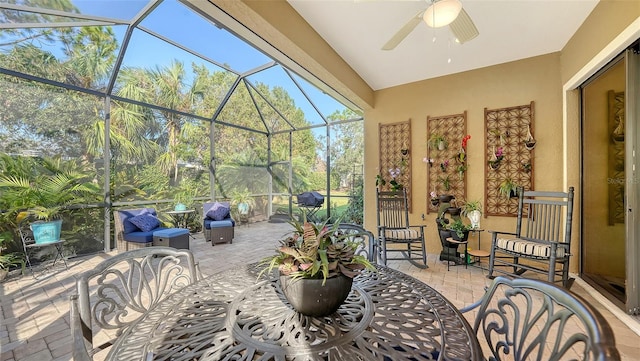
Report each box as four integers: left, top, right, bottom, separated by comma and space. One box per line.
467, 229, 489, 269
166, 209, 195, 229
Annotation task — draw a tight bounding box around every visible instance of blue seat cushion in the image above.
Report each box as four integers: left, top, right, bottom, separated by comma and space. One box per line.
123, 227, 166, 243
204, 219, 234, 229
153, 228, 189, 237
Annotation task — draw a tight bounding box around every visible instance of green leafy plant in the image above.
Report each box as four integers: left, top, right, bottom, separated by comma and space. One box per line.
438, 175, 451, 191
259, 215, 375, 284
498, 178, 519, 199
445, 218, 472, 239
428, 133, 448, 150
0, 156, 100, 221
0, 236, 24, 274
461, 200, 482, 217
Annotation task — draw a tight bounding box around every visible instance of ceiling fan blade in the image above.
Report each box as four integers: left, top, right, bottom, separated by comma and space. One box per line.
381, 9, 425, 51
449, 8, 478, 44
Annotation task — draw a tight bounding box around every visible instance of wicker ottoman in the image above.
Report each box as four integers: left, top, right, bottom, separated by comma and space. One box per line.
153, 228, 190, 249
209, 220, 234, 245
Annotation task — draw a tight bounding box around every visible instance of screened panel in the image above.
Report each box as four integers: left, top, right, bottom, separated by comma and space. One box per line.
116, 28, 235, 118
0, 74, 106, 254
246, 66, 326, 128
141, 0, 270, 73
0, 23, 126, 91
0, 0, 364, 256
291, 72, 357, 120
217, 82, 268, 133
247, 83, 293, 133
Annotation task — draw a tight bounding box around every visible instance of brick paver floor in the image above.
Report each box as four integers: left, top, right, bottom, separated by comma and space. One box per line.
1, 220, 638, 360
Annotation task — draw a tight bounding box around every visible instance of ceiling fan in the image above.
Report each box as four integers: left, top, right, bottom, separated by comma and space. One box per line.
382, 0, 479, 50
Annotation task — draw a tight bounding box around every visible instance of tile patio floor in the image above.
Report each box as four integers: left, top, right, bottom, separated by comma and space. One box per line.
1, 221, 639, 360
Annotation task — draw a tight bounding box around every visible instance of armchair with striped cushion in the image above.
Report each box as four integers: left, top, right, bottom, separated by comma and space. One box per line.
488, 186, 575, 288
376, 189, 428, 269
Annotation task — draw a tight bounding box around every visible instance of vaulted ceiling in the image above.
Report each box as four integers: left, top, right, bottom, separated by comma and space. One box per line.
287, 0, 599, 91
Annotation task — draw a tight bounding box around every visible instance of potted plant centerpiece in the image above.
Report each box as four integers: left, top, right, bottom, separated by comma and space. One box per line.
260, 215, 375, 317
461, 200, 482, 229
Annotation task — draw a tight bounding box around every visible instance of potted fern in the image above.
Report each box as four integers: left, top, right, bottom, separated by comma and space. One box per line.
0, 157, 99, 244
259, 215, 374, 317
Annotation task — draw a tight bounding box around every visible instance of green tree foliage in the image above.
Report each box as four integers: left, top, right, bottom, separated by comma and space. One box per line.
325, 109, 364, 190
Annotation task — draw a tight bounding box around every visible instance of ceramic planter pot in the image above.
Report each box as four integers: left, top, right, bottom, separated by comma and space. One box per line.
467, 210, 481, 229
30, 219, 62, 244
279, 275, 353, 317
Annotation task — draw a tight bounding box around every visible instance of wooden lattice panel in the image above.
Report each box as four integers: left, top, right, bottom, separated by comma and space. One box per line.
484, 102, 535, 217
379, 121, 412, 210
426, 112, 467, 213
608, 90, 625, 225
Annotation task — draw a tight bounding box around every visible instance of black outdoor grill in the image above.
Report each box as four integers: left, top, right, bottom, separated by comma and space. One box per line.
296, 191, 324, 221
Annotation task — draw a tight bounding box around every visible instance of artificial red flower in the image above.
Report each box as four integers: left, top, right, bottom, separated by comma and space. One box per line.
461, 135, 471, 150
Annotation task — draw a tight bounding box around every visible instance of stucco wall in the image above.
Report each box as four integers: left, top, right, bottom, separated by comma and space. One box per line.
363, 54, 564, 255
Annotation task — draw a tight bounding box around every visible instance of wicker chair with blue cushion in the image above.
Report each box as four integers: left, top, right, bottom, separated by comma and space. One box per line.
203, 202, 235, 244
114, 208, 166, 252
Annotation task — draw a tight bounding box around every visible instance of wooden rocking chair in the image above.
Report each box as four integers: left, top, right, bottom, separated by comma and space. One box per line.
376, 189, 427, 269
488, 186, 575, 288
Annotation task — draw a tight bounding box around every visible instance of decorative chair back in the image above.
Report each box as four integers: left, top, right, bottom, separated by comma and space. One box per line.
517, 187, 574, 244
328, 223, 379, 263
71, 247, 197, 359
461, 276, 621, 361
376, 189, 410, 230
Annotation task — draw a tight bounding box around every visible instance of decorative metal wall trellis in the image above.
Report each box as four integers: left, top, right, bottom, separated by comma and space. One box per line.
426, 112, 467, 213
608, 90, 625, 225
484, 102, 535, 217
379, 121, 412, 210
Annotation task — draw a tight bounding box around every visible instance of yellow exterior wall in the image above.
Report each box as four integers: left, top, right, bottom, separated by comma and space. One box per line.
561, 0, 640, 85
363, 54, 564, 255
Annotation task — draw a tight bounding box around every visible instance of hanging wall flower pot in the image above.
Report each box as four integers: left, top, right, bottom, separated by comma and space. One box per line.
524, 125, 536, 150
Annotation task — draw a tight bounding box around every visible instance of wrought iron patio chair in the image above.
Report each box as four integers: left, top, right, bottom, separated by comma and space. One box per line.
70, 247, 198, 360
329, 223, 380, 263
376, 189, 427, 269
488, 186, 575, 288
18, 213, 67, 278
460, 276, 621, 361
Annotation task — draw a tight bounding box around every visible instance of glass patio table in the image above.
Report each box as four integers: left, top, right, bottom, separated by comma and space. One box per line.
106, 264, 482, 360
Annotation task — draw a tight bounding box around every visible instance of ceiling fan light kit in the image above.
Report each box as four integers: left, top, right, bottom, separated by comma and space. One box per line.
381, 0, 478, 51
423, 0, 463, 28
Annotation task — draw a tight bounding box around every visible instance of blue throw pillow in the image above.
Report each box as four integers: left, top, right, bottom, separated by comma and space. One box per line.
128, 214, 161, 232
206, 202, 230, 221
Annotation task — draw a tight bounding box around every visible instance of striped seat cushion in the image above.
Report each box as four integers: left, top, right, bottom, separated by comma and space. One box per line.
385, 229, 419, 240
496, 238, 565, 258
